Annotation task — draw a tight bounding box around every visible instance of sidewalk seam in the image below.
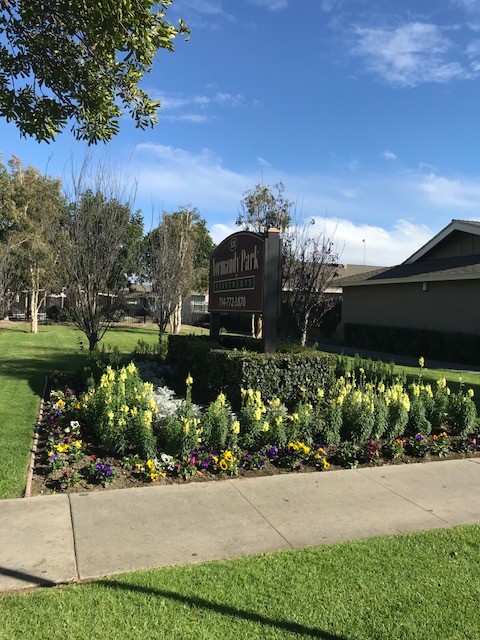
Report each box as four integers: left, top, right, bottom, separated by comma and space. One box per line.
355, 469, 453, 527
67, 495, 81, 580
229, 481, 294, 549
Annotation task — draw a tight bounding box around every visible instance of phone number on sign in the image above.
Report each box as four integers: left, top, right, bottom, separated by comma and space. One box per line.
218, 296, 247, 308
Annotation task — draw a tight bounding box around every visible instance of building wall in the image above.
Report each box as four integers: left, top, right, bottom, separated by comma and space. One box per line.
341, 279, 480, 336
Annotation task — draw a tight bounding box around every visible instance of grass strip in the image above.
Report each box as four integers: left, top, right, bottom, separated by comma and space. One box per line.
1, 524, 480, 639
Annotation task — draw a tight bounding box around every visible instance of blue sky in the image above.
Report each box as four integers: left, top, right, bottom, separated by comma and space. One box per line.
3, 0, 480, 265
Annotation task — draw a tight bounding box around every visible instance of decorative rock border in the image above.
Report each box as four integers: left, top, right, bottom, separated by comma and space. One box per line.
24, 376, 49, 498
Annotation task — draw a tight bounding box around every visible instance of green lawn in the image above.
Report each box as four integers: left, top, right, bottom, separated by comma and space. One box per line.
0, 322, 168, 499
1, 524, 480, 639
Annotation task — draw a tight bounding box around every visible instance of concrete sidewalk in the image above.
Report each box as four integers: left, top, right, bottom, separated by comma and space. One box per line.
1, 458, 480, 592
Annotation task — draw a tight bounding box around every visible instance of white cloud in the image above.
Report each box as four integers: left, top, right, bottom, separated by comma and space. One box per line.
248, 0, 288, 10
346, 159, 360, 171
418, 172, 480, 209
214, 92, 244, 106
132, 143, 480, 265
320, 0, 343, 12
466, 39, 480, 55
354, 22, 471, 87
134, 143, 252, 212
176, 0, 225, 15
455, 0, 480, 13
210, 222, 238, 245
209, 215, 433, 266
156, 90, 245, 111
381, 150, 398, 161
257, 156, 272, 167
161, 114, 211, 123
317, 217, 433, 266
171, 0, 235, 25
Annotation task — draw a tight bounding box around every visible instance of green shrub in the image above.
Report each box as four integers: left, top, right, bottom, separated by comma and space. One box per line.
200, 392, 235, 451
287, 402, 317, 445
321, 400, 342, 444
447, 390, 478, 437
46, 304, 69, 323
161, 378, 201, 459
110, 308, 126, 322
167, 334, 335, 409
81, 363, 157, 459
407, 396, 431, 436
340, 391, 375, 443
372, 395, 389, 439
212, 350, 335, 409
385, 401, 409, 441
430, 382, 449, 430
84, 344, 127, 382
264, 397, 288, 448
133, 338, 167, 362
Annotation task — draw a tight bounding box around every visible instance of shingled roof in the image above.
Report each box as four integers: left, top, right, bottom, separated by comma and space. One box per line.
338, 254, 480, 287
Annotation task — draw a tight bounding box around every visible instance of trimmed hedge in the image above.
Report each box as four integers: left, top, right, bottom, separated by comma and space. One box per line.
344, 323, 480, 365
167, 335, 335, 409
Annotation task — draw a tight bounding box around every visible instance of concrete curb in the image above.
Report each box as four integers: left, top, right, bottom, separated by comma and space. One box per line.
24, 376, 48, 499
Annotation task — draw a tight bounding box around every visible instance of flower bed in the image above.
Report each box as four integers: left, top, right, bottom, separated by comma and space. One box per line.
30, 361, 480, 495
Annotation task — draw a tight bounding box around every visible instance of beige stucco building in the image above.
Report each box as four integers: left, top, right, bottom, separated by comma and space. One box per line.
338, 219, 480, 347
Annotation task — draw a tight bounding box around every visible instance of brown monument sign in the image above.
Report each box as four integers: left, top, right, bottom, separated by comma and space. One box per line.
209, 229, 281, 353
209, 231, 265, 313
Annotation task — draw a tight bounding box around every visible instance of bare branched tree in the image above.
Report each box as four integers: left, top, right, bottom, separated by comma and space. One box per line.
143, 208, 196, 342
283, 218, 339, 347
61, 162, 139, 351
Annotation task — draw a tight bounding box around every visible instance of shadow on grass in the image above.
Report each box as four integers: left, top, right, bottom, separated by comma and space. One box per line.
97, 579, 348, 640
0, 352, 87, 396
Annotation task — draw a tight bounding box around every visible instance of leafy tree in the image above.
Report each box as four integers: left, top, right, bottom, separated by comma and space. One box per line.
236, 182, 293, 233
0, 0, 189, 143
61, 189, 141, 350
9, 156, 66, 333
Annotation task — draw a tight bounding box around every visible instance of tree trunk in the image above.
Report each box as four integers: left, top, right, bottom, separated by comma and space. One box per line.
300, 311, 310, 347
30, 267, 39, 334
173, 295, 182, 334
254, 314, 263, 339
300, 328, 308, 347
88, 333, 98, 351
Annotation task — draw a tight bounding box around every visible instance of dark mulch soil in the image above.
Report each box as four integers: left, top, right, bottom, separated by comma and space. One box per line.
30, 432, 480, 496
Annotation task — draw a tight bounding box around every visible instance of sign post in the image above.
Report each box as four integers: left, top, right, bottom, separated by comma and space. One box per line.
209, 229, 281, 353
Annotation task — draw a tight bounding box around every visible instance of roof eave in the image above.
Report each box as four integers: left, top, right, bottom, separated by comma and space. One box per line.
404, 220, 480, 265
341, 271, 480, 287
